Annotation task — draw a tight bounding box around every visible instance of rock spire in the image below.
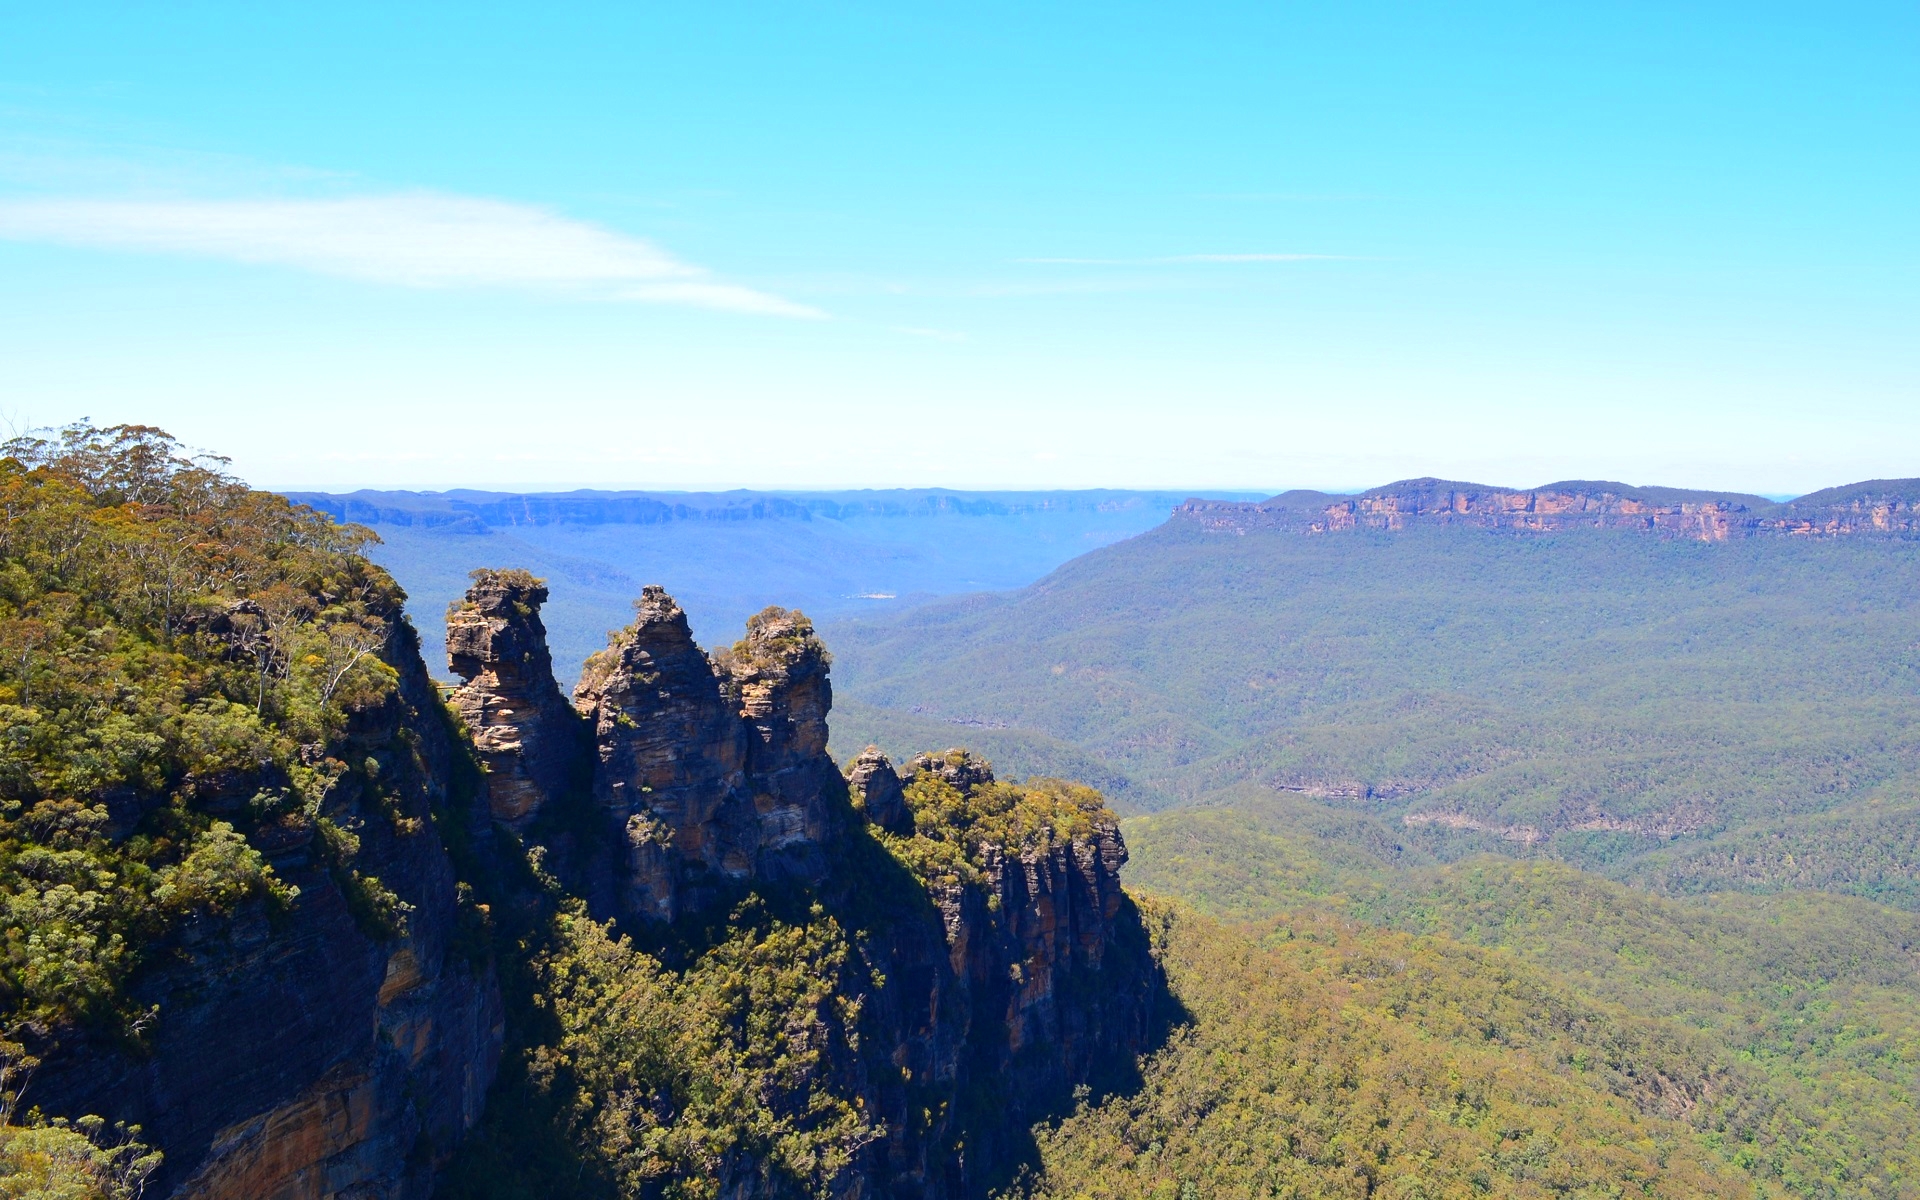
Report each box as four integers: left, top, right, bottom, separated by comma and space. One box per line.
445, 568, 582, 830
569, 586, 842, 922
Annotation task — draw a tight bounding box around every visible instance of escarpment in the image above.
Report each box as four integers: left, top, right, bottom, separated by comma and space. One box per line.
1178, 476, 1920, 540
7, 443, 1155, 1200
893, 750, 1148, 1106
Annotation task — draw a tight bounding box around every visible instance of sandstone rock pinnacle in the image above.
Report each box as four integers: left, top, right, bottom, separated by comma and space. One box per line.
570, 587, 841, 921
846, 745, 911, 834
445, 568, 582, 830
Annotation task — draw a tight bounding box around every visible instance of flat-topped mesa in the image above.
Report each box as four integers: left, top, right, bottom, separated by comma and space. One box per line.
571, 586, 842, 922
1176, 477, 1920, 541
446, 569, 582, 829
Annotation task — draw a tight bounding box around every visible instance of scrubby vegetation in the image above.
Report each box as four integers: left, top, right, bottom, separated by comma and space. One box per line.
0, 1039, 158, 1199
448, 897, 876, 1200
0, 421, 436, 1193
1017, 904, 1757, 1200
442, 755, 1135, 1200
880, 751, 1108, 889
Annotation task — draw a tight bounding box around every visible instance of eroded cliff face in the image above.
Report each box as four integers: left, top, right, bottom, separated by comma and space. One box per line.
28, 619, 503, 1200
446, 569, 583, 831
1177, 477, 1920, 540
846, 745, 910, 835
32, 572, 1157, 1200
568, 586, 842, 923
446, 584, 1161, 1200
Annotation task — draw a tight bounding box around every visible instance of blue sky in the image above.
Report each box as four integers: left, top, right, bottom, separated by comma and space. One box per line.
0, 3, 1914, 493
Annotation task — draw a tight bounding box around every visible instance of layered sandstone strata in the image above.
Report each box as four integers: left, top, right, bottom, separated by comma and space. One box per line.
570, 586, 840, 922
445, 569, 582, 829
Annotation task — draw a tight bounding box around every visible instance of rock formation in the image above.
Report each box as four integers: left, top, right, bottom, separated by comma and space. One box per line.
529, 591, 1159, 1199
22, 572, 1156, 1200
1177, 477, 1920, 540
846, 745, 911, 834
446, 569, 583, 830
571, 586, 842, 922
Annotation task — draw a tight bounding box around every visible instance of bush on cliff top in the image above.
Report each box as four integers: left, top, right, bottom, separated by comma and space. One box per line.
881, 751, 1110, 891
0, 1039, 159, 1199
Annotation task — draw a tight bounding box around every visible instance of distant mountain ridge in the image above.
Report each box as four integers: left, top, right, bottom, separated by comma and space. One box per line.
289, 487, 1214, 532
1177, 476, 1920, 538
283, 487, 1261, 685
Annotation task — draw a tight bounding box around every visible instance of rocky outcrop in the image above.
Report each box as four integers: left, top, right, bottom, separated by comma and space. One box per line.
475, 588, 1162, 1200
570, 586, 842, 922
36, 573, 1153, 1200
446, 569, 582, 830
846, 745, 910, 834
1177, 477, 1920, 541
904, 747, 998, 794
27, 618, 503, 1200
853, 751, 1156, 1197
910, 751, 1144, 1068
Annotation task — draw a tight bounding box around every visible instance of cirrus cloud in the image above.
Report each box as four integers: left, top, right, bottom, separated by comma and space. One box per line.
0, 191, 822, 317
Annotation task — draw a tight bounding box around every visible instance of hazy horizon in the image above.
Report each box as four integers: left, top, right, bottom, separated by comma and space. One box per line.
279, 479, 1824, 503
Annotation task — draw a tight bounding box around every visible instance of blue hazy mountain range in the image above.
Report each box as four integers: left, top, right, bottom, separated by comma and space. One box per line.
288, 487, 1262, 686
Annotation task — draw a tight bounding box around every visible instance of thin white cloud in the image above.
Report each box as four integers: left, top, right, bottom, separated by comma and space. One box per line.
0, 192, 821, 317
1016, 253, 1354, 265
